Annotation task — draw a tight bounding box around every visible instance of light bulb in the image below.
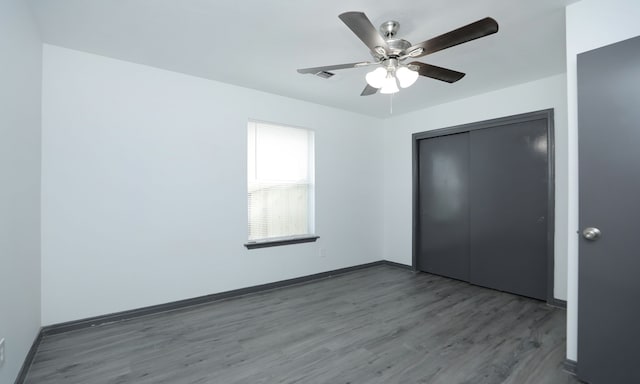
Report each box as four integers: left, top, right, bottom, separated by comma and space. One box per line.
365, 67, 387, 88
380, 74, 399, 94
396, 66, 419, 88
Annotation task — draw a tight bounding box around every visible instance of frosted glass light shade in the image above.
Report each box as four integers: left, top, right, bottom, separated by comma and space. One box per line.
396, 66, 419, 88
380, 75, 399, 94
365, 67, 387, 88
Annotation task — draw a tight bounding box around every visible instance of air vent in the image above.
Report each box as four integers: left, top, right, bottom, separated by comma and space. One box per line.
315, 71, 335, 79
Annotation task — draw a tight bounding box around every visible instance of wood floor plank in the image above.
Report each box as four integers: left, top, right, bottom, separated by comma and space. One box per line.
24, 266, 578, 383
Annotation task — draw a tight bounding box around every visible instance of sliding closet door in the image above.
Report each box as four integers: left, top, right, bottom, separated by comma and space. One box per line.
417, 133, 470, 281
468, 120, 548, 300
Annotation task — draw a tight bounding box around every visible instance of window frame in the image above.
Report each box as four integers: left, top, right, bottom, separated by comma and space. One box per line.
244, 120, 318, 249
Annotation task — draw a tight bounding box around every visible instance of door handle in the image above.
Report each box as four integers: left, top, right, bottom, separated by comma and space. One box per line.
582, 227, 601, 241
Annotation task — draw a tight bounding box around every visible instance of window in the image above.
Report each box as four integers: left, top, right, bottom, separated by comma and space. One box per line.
246, 120, 317, 248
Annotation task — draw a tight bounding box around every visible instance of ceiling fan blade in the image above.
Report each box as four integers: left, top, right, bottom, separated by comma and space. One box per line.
405, 17, 498, 58
297, 62, 368, 74
409, 62, 466, 83
339, 12, 389, 53
360, 84, 379, 96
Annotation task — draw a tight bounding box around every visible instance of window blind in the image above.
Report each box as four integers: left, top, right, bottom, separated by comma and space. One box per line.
247, 121, 315, 241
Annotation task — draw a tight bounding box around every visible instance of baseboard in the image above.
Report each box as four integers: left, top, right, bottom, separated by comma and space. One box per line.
548, 298, 567, 309
563, 359, 578, 376
42, 260, 410, 336
381, 260, 414, 270
14, 331, 44, 384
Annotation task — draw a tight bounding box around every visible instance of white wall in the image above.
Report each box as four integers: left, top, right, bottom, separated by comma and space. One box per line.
36, 0, 640, 360
14, 0, 640, 368
0, 1, 42, 383
565, 0, 640, 363
40, 45, 385, 325
382, 74, 569, 300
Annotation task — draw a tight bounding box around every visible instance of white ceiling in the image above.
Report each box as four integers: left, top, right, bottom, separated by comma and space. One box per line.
27, 0, 577, 118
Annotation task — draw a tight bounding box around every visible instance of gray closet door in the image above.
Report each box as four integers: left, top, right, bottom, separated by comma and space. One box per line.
577, 36, 640, 384
468, 121, 548, 300
417, 133, 470, 281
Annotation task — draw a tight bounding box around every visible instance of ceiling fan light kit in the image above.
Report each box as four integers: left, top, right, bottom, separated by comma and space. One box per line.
297, 11, 499, 97
366, 62, 419, 94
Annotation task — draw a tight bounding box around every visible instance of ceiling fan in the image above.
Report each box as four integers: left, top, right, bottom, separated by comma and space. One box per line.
297, 12, 498, 96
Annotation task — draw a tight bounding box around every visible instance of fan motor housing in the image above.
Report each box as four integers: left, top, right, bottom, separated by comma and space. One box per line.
371, 37, 411, 59
386, 38, 411, 54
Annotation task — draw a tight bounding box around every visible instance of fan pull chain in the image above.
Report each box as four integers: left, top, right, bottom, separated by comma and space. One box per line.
389, 93, 394, 115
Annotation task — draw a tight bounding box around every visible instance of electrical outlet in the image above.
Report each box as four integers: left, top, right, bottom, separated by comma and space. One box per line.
0, 338, 5, 365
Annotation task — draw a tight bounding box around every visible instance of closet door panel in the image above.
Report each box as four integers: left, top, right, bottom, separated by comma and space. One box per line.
417, 133, 470, 281
468, 121, 548, 300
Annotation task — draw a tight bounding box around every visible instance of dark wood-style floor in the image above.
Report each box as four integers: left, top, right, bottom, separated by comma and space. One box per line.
24, 265, 578, 383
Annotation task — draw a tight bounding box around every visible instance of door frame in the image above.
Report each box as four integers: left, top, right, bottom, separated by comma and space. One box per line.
411, 109, 556, 303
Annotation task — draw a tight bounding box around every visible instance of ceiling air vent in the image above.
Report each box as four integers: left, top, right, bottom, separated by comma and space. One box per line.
315, 71, 335, 79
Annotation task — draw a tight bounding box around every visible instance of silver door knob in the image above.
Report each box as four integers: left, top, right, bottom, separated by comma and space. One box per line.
582, 227, 601, 241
